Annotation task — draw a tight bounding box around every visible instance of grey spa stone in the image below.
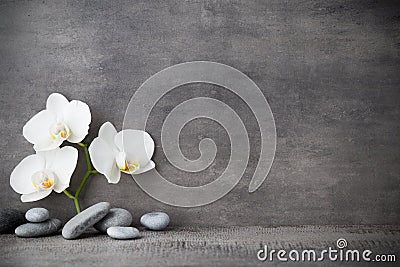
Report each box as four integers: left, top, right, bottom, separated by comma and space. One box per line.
25, 208, 49, 223
0, 208, 27, 234
62, 202, 111, 240
140, 212, 170, 231
15, 218, 62, 237
94, 208, 133, 233
107, 226, 140, 240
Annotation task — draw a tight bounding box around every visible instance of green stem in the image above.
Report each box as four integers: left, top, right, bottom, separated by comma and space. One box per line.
63, 142, 98, 214
63, 190, 80, 213
63, 189, 75, 199
78, 142, 93, 171
75, 168, 92, 198
74, 198, 81, 213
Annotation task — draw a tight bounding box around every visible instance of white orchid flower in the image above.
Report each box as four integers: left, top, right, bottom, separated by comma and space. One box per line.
89, 122, 155, 184
10, 146, 78, 202
23, 93, 91, 151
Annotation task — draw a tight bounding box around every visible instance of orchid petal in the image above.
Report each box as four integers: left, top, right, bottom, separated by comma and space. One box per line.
64, 100, 91, 143
50, 146, 78, 192
33, 138, 63, 152
132, 160, 155, 175
114, 130, 155, 167
89, 137, 119, 183
46, 93, 69, 119
21, 190, 52, 202
53, 182, 69, 193
98, 122, 118, 149
37, 147, 60, 169
10, 155, 45, 194
23, 109, 56, 150
105, 164, 121, 184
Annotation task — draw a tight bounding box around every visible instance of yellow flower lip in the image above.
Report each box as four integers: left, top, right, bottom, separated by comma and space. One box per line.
116, 152, 140, 174
41, 178, 54, 189
49, 122, 70, 140
32, 171, 55, 191
60, 131, 68, 139
119, 160, 139, 174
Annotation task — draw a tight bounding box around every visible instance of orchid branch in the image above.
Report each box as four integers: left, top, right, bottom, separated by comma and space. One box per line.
63, 142, 98, 214
63, 189, 75, 199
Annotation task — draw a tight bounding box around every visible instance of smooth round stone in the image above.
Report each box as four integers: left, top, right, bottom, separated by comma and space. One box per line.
15, 218, 62, 237
94, 208, 132, 233
25, 208, 49, 223
62, 202, 111, 240
0, 208, 27, 234
140, 212, 170, 231
107, 227, 140, 240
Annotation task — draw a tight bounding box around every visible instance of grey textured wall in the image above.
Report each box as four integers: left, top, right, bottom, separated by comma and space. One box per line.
1, 0, 399, 226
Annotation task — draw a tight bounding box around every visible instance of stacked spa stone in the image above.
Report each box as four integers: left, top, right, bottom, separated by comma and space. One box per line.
94, 207, 139, 240
62, 202, 140, 240
61, 202, 170, 240
15, 208, 62, 237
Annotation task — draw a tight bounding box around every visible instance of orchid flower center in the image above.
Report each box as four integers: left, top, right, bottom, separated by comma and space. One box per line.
49, 122, 70, 140
116, 152, 139, 174
31, 171, 55, 191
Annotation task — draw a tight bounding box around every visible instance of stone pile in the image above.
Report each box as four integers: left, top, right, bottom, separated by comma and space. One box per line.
1, 203, 171, 240
15, 208, 62, 237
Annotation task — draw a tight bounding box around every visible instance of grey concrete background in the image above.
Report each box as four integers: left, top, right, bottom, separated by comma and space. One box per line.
0, 0, 399, 226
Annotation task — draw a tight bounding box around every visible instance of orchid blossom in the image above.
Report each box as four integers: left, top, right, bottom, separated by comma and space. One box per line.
89, 122, 155, 184
11, 93, 156, 214
23, 93, 91, 151
10, 147, 78, 202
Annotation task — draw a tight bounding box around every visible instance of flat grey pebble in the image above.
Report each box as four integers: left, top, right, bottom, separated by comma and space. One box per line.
62, 202, 111, 240
15, 218, 62, 237
25, 208, 49, 223
94, 208, 132, 233
107, 226, 140, 240
140, 212, 170, 231
0, 208, 27, 234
